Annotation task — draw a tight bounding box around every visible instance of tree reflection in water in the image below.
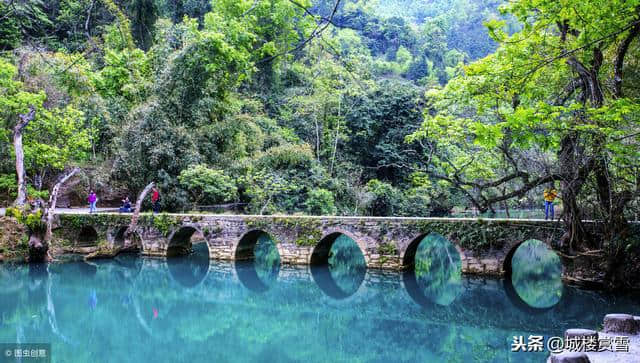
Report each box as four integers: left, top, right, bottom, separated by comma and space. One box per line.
413, 233, 462, 306
166, 242, 210, 288
311, 234, 366, 299
328, 235, 366, 295
236, 232, 280, 292
1, 255, 639, 362
511, 239, 563, 309
253, 233, 280, 286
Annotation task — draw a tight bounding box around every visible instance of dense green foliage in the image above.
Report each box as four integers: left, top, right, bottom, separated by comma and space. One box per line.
0, 0, 638, 246
408, 0, 640, 258
3, 0, 504, 216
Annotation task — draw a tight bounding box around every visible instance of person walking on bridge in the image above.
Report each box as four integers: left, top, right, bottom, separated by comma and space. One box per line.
151, 187, 160, 214
88, 191, 98, 214
543, 186, 558, 220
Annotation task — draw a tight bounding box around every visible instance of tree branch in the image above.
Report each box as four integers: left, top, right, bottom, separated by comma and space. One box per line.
125, 182, 155, 245
613, 22, 640, 98
44, 168, 80, 243
257, 0, 341, 64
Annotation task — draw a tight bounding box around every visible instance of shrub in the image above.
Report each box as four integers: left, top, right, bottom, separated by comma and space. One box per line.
305, 188, 337, 216
178, 164, 237, 206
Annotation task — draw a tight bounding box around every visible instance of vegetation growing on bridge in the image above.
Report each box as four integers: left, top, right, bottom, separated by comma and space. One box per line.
403, 220, 565, 253
246, 217, 324, 246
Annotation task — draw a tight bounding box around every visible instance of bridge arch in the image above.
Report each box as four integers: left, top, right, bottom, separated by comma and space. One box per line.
166, 243, 211, 288
234, 229, 284, 261
402, 232, 465, 270
309, 230, 368, 265
401, 232, 464, 306
108, 226, 142, 250
234, 230, 281, 293
112, 226, 127, 247
503, 240, 528, 278
167, 225, 206, 257
77, 225, 98, 246
309, 231, 367, 300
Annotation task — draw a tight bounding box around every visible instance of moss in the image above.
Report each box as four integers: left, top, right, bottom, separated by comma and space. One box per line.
245, 217, 271, 231
276, 218, 323, 246
0, 217, 28, 259
3, 208, 45, 234
295, 230, 323, 246
401, 219, 563, 253
152, 213, 179, 237
247, 217, 324, 246
378, 242, 398, 256
378, 255, 389, 266
24, 210, 45, 233
4, 207, 23, 220
58, 213, 131, 229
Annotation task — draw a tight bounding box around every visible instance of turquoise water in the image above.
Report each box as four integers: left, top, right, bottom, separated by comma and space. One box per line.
1, 235, 639, 363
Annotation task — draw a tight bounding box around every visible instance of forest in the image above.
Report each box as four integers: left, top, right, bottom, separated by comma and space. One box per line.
1, 0, 639, 262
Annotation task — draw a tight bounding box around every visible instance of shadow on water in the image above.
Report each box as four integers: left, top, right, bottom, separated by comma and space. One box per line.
310, 234, 366, 300
235, 232, 280, 293
166, 242, 210, 288
405, 233, 462, 306
507, 239, 564, 310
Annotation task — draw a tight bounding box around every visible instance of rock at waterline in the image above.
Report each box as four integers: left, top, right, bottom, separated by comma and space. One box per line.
547, 351, 591, 363
603, 314, 638, 335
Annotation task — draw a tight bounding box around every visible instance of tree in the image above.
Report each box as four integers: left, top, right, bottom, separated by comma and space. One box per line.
408, 1, 640, 266
178, 165, 237, 207
13, 107, 36, 207
1, 56, 91, 205
113, 17, 252, 210
128, 0, 158, 50
305, 188, 337, 215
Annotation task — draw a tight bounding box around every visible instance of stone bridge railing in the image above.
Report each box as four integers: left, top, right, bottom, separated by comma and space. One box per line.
52, 213, 588, 277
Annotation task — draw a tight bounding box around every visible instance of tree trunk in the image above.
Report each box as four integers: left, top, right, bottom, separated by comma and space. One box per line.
125, 182, 155, 246
13, 106, 36, 207
559, 180, 588, 252
557, 133, 591, 252
44, 168, 80, 243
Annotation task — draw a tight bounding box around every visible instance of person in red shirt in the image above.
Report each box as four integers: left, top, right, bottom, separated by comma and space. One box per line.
151, 187, 160, 214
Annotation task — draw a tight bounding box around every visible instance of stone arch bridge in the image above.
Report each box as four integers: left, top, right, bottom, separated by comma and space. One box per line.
53, 213, 602, 277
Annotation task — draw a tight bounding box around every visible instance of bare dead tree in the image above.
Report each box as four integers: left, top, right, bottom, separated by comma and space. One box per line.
13, 106, 36, 207
44, 168, 80, 243
125, 182, 155, 245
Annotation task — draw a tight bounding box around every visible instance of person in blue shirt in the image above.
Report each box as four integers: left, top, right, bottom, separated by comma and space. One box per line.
119, 196, 132, 213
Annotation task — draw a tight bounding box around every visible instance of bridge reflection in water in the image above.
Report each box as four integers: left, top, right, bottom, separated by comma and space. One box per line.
503, 239, 565, 312
167, 242, 210, 288
158, 231, 568, 311
234, 231, 280, 293
310, 233, 367, 299
1, 254, 639, 363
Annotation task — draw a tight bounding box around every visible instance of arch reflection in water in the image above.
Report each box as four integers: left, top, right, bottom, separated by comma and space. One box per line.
509, 239, 563, 309
407, 233, 462, 306
235, 231, 280, 293
310, 233, 366, 299
167, 242, 210, 288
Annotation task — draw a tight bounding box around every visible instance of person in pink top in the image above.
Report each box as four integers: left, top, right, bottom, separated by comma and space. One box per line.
88, 191, 98, 213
